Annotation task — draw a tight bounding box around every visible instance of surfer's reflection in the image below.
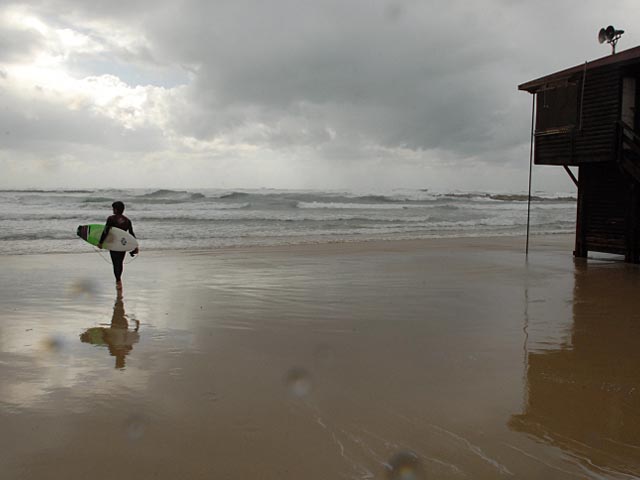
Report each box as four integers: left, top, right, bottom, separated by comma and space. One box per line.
80, 290, 140, 369
510, 262, 640, 475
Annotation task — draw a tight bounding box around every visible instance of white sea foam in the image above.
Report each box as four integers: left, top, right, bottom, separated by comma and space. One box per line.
297, 201, 429, 210
0, 188, 576, 255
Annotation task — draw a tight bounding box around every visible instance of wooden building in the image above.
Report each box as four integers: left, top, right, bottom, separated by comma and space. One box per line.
519, 46, 640, 262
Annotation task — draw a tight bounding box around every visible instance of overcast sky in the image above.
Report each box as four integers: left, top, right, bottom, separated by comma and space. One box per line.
1, 0, 638, 192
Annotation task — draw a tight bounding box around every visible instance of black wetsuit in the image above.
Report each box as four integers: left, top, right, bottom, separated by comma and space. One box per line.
99, 214, 136, 282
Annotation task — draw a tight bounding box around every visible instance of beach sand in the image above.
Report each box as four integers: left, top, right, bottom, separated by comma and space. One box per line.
1, 234, 639, 479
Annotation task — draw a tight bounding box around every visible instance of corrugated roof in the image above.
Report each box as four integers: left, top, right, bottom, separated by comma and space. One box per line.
518, 45, 640, 93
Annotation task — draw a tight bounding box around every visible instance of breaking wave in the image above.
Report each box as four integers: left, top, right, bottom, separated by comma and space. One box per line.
0, 187, 576, 255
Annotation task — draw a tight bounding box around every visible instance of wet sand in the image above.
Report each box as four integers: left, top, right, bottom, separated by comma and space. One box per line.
1, 235, 639, 479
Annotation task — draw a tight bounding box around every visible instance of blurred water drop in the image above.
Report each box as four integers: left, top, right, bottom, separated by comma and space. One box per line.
205, 391, 220, 402
125, 414, 147, 441
285, 367, 312, 397
41, 335, 65, 353
68, 278, 98, 298
384, 3, 404, 22
386, 451, 425, 480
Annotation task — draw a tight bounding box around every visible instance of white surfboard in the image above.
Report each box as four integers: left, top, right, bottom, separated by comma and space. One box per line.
77, 224, 139, 252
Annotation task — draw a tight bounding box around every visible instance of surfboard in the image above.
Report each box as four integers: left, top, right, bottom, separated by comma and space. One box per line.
76, 224, 139, 252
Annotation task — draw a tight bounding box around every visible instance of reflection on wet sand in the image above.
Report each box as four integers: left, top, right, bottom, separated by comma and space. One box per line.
510, 261, 640, 476
80, 289, 140, 369
7, 236, 640, 479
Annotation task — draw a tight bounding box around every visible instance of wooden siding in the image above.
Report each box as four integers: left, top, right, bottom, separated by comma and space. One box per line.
580, 164, 629, 254
534, 66, 620, 166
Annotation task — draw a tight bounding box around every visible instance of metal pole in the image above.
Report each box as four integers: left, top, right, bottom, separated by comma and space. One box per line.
579, 62, 587, 131
526, 94, 535, 257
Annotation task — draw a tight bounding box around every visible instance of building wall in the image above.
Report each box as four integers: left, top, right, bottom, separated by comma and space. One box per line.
577, 163, 633, 256
535, 66, 621, 166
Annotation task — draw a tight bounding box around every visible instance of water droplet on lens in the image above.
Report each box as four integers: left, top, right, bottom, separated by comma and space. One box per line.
386, 451, 425, 480
125, 414, 146, 441
205, 390, 220, 402
285, 368, 312, 397
68, 278, 98, 298
42, 335, 65, 353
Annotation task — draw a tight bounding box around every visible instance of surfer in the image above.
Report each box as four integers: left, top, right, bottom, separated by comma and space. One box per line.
98, 201, 139, 286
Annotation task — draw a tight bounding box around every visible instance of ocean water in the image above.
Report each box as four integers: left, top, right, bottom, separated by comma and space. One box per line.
0, 188, 576, 255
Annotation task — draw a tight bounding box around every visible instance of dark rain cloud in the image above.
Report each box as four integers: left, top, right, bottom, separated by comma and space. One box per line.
135, 0, 638, 161
2, 0, 639, 178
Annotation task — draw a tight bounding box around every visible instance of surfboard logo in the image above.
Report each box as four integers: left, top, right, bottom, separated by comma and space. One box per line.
121, 238, 127, 246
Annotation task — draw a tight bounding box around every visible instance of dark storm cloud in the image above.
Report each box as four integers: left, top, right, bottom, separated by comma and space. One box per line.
15, 0, 529, 159
143, 0, 531, 160
3, 0, 639, 172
